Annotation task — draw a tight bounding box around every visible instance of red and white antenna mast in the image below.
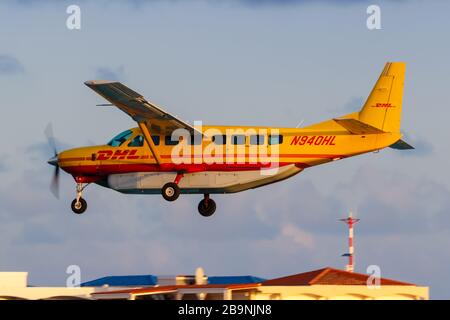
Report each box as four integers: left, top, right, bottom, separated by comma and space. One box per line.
340, 211, 360, 273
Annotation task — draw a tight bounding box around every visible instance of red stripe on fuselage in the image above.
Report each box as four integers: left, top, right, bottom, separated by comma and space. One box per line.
59, 153, 344, 163
61, 162, 309, 176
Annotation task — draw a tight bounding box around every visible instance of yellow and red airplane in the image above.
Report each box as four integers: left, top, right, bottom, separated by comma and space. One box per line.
47, 62, 412, 217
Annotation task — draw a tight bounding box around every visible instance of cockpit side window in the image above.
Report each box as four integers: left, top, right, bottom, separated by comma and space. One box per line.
165, 135, 179, 146
107, 130, 133, 147
128, 135, 144, 147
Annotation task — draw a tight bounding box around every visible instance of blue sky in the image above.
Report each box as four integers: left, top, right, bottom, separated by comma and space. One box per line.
0, 0, 449, 298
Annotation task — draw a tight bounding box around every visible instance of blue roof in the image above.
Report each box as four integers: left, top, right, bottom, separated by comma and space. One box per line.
208, 276, 265, 285
81, 274, 265, 287
81, 275, 157, 287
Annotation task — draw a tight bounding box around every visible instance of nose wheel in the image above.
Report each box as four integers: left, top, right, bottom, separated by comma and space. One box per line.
71, 183, 89, 214
71, 198, 87, 214
198, 194, 216, 217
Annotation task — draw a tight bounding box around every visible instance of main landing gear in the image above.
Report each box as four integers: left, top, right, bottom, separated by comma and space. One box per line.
161, 173, 216, 217
71, 183, 89, 214
161, 173, 183, 202
162, 182, 180, 202
198, 194, 216, 217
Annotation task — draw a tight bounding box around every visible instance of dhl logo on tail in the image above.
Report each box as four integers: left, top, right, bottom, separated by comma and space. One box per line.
372, 103, 394, 108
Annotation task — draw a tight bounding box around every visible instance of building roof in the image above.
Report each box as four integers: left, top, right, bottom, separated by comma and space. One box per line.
208, 276, 265, 285
262, 267, 414, 286
81, 275, 157, 287
82, 274, 263, 287
84, 267, 414, 292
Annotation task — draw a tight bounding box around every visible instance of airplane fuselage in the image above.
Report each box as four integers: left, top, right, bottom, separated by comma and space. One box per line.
58, 123, 401, 194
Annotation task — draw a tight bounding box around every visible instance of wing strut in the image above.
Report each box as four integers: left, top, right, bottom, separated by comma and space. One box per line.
138, 122, 162, 165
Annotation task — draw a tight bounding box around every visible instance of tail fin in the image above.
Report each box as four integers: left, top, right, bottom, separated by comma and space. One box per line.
358, 62, 406, 133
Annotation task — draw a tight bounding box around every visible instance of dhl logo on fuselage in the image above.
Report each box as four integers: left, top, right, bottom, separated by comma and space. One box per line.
290, 135, 336, 146
372, 103, 394, 108
97, 149, 140, 160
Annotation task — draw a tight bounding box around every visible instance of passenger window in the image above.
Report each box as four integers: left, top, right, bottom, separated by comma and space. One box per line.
165, 135, 179, 146
268, 135, 283, 145
128, 135, 144, 147
212, 135, 226, 145
151, 135, 160, 146
107, 130, 133, 147
231, 135, 246, 145
188, 134, 203, 145
250, 135, 265, 145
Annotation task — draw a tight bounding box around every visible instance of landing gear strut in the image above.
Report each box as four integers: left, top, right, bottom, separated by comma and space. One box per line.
71, 183, 88, 214
198, 194, 216, 217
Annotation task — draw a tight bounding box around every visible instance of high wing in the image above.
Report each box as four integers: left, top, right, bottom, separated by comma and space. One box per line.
84, 80, 198, 136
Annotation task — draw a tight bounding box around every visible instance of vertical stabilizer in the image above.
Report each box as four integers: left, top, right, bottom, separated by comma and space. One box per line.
359, 62, 406, 133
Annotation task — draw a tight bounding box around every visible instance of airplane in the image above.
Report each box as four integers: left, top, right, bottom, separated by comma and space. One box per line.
47, 62, 413, 217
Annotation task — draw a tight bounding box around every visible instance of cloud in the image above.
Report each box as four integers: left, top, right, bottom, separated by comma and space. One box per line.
0, 156, 11, 173
280, 224, 314, 249
236, 0, 368, 7
0, 54, 24, 75
94, 66, 126, 81
334, 165, 450, 235
3, 0, 402, 9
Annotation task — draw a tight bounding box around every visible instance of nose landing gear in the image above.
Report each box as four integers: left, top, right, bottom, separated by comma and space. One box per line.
71, 198, 87, 214
71, 183, 89, 214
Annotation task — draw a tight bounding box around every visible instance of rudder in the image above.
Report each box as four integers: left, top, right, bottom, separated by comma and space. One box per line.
359, 62, 406, 133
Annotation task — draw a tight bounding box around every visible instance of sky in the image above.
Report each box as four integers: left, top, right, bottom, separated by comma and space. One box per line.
0, 0, 449, 298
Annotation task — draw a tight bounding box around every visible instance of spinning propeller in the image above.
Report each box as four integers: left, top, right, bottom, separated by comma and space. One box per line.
45, 123, 60, 199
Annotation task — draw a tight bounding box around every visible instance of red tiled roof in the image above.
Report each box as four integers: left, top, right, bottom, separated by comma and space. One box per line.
262, 267, 414, 286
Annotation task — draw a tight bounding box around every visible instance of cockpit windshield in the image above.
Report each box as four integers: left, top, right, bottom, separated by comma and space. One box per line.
107, 130, 133, 147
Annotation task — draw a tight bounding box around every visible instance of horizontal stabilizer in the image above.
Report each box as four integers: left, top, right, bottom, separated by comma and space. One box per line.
333, 118, 385, 135
389, 139, 415, 150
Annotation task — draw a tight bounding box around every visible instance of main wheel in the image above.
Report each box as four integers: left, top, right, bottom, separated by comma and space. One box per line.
162, 182, 180, 202
198, 198, 216, 217
71, 198, 87, 214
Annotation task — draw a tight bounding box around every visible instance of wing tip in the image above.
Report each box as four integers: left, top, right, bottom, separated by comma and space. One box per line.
84, 80, 118, 86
